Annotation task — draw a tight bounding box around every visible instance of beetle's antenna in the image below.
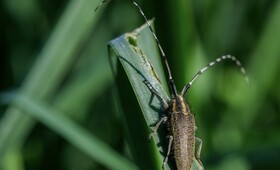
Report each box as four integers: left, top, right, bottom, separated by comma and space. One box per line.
181, 55, 249, 96
130, 0, 178, 96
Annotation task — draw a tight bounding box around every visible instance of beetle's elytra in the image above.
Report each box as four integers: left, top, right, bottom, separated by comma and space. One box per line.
169, 96, 195, 169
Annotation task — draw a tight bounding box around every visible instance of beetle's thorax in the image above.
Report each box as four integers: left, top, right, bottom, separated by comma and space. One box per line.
169, 95, 191, 115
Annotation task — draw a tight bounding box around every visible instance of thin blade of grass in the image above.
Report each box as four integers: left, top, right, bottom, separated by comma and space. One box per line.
11, 94, 137, 170
0, 0, 105, 159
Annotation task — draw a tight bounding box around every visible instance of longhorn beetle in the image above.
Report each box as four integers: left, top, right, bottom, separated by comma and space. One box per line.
95, 0, 249, 169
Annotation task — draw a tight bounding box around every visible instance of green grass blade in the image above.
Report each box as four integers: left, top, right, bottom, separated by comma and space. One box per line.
0, 0, 104, 158
109, 21, 202, 170
11, 94, 137, 170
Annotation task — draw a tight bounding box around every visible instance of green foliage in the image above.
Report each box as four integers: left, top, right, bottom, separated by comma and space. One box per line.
0, 0, 280, 170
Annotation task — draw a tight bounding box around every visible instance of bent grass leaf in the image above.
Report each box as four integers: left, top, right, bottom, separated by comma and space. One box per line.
109, 21, 202, 170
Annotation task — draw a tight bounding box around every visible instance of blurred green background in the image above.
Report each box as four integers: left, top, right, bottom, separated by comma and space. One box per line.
0, 0, 279, 170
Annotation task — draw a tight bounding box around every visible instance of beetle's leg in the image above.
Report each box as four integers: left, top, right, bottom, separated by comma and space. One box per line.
195, 137, 204, 170
162, 135, 173, 169
143, 80, 168, 109
149, 116, 168, 139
